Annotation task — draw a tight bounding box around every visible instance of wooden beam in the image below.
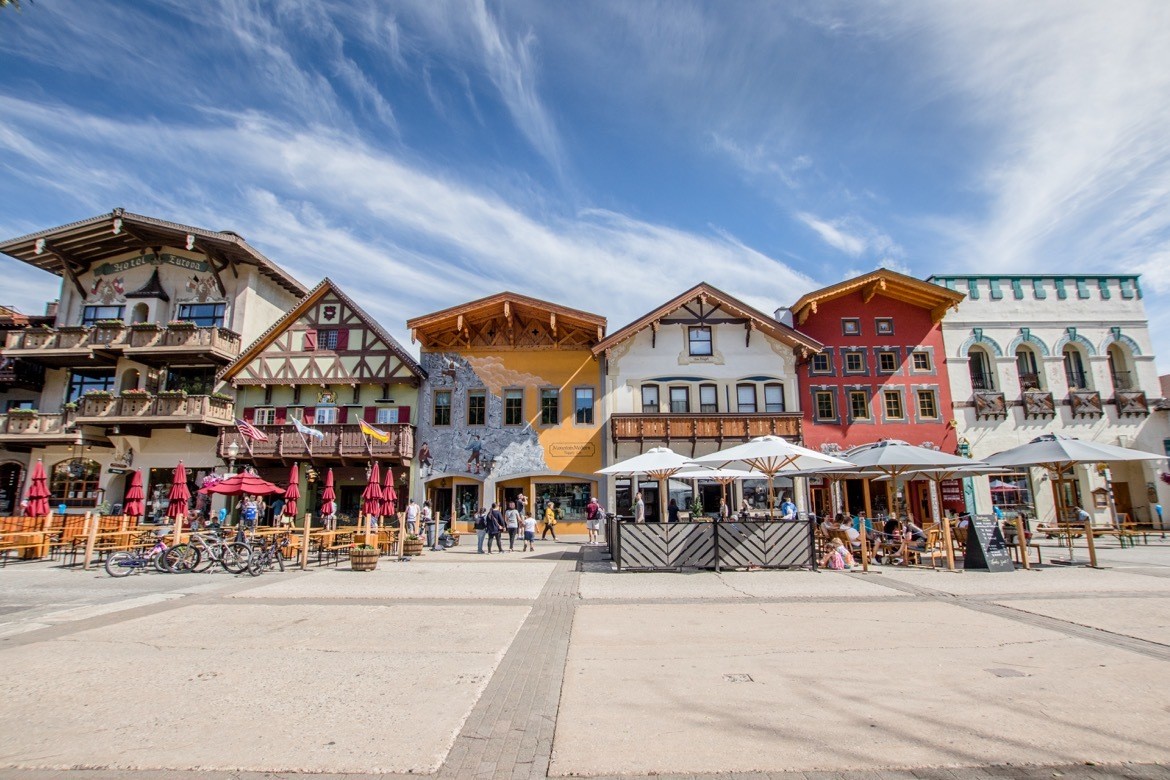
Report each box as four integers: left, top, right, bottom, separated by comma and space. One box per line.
43, 240, 89, 298
193, 241, 229, 296
861, 280, 881, 304
930, 303, 950, 323
456, 314, 463, 333
550, 312, 557, 337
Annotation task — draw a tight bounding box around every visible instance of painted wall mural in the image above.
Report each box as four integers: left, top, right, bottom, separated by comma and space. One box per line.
417, 352, 549, 481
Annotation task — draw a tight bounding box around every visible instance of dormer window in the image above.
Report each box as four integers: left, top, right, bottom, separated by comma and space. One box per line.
688, 326, 712, 356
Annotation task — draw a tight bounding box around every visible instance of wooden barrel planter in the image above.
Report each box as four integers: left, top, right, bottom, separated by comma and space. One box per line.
350, 546, 379, 571
402, 538, 424, 557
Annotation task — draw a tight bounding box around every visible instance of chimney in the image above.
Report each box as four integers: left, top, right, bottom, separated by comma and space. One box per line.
773, 306, 794, 327
44, 300, 59, 318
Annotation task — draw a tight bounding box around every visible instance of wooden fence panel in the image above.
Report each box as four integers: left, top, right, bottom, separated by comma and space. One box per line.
612, 519, 814, 571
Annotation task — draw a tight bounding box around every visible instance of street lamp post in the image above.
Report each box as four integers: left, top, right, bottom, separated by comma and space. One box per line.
226, 441, 240, 530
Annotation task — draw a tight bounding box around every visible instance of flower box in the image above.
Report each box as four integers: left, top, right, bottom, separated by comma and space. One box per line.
350, 545, 379, 571
6, 408, 38, 417
157, 390, 189, 398
120, 389, 150, 398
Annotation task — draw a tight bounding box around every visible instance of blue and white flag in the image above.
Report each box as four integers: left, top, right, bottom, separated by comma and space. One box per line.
292, 416, 325, 441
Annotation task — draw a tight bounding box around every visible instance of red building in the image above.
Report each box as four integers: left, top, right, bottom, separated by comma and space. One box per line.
789, 269, 965, 520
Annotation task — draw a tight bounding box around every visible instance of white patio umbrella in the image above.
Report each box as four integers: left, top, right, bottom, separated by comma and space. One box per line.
597, 447, 693, 523
691, 435, 852, 515
673, 466, 768, 517
984, 434, 1165, 561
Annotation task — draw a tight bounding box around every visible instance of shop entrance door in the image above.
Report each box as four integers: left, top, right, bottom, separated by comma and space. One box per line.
431, 488, 452, 526
1113, 482, 1133, 519
0, 462, 22, 514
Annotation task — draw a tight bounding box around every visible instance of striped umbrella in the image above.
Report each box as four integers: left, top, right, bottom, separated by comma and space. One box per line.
123, 469, 144, 518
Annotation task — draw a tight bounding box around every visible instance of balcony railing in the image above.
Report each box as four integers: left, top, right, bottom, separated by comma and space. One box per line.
1064, 370, 1088, 390
0, 411, 77, 443
1111, 371, 1134, 391
74, 394, 235, 427
611, 412, 802, 443
217, 423, 415, 462
970, 374, 995, 391
1017, 372, 1042, 391
0, 356, 45, 390
3, 323, 241, 366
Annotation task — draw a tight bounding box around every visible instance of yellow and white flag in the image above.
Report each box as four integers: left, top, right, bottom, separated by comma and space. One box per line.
359, 419, 390, 443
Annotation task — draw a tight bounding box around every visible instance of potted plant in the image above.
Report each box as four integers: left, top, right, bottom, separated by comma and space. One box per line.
402, 533, 424, 557
350, 543, 379, 571
80, 389, 116, 417
158, 389, 189, 397
5, 407, 38, 433
120, 388, 150, 398
166, 319, 197, 329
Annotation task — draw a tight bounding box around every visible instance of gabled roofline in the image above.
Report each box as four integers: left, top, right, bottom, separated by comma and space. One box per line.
592, 282, 823, 356
790, 268, 964, 326
0, 209, 307, 297
219, 277, 425, 383
406, 290, 606, 332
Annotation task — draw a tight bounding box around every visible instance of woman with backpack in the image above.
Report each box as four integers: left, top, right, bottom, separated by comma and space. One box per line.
504, 501, 521, 551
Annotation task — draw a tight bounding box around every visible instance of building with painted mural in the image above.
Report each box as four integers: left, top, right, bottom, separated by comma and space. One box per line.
216, 278, 425, 522
0, 209, 306, 518
928, 273, 1170, 528
787, 269, 965, 521
594, 283, 821, 519
407, 293, 605, 532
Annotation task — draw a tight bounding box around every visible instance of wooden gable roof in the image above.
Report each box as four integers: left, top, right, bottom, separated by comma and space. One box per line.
0, 208, 306, 298
220, 278, 425, 386
592, 282, 822, 357
790, 268, 965, 325
407, 291, 606, 351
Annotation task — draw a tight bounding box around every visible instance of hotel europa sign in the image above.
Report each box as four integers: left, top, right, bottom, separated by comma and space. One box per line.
95, 253, 210, 276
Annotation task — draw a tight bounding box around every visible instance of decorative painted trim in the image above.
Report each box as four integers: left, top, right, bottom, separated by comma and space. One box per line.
1006, 329, 1051, 357
956, 329, 1004, 358
1053, 327, 1097, 356
1099, 329, 1143, 357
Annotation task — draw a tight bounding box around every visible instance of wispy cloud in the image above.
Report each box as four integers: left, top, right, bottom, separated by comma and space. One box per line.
795, 211, 903, 264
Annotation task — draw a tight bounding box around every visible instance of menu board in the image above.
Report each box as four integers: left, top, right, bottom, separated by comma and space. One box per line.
964, 514, 1015, 572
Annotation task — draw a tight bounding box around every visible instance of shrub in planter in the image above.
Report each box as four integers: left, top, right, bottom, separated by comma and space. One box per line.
350, 544, 379, 571
120, 388, 150, 397
157, 389, 189, 398
83, 390, 114, 400
166, 320, 197, 329
210, 392, 234, 402
6, 408, 38, 417
402, 534, 425, 556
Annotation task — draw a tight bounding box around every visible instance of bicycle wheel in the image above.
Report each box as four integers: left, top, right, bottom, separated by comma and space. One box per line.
220, 542, 253, 574
274, 550, 285, 572
190, 543, 214, 573
105, 551, 136, 578
247, 554, 264, 576
164, 544, 200, 573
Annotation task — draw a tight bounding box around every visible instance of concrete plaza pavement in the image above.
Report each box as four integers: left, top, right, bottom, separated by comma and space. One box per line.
0, 533, 1167, 779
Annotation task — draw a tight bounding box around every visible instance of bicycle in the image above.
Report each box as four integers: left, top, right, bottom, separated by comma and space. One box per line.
167, 528, 252, 573
247, 534, 289, 576
104, 537, 172, 577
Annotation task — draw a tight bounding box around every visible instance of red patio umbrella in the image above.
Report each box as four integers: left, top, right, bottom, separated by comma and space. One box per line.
198, 472, 284, 496
166, 462, 190, 519
25, 459, 50, 518
283, 464, 300, 518
123, 469, 144, 517
362, 462, 383, 518
320, 468, 336, 517
382, 467, 398, 516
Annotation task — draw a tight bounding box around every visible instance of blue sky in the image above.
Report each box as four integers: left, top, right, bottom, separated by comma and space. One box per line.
2, 1, 1169, 370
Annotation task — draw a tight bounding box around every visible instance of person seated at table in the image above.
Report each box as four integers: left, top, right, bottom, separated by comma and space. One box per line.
871, 516, 902, 563
895, 518, 928, 565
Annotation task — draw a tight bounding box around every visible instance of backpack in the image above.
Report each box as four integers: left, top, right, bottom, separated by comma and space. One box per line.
474, 514, 487, 530
827, 549, 845, 570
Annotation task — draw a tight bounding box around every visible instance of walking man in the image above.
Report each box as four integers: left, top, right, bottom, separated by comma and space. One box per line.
405, 497, 420, 535
505, 501, 521, 551
486, 502, 505, 553
585, 496, 602, 545
422, 500, 436, 548
475, 508, 488, 553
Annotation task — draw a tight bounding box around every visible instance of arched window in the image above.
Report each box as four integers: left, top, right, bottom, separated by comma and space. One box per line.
120, 368, 141, 393
968, 346, 995, 391
50, 458, 102, 508
1062, 346, 1089, 390
131, 303, 149, 324
1015, 346, 1042, 390
1107, 344, 1132, 390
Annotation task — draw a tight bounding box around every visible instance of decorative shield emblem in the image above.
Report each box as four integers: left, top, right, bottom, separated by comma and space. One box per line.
323, 305, 338, 321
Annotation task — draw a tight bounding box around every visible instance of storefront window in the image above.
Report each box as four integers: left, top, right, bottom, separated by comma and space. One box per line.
534, 482, 592, 520
741, 478, 794, 511
51, 458, 102, 508
455, 484, 480, 523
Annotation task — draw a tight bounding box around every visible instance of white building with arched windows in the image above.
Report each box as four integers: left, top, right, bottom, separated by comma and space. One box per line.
929, 274, 1169, 528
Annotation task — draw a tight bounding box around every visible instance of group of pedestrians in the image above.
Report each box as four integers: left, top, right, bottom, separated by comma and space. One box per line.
474, 501, 540, 553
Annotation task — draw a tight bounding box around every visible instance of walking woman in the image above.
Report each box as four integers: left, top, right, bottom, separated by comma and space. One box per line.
486, 503, 505, 554
541, 500, 558, 541
505, 501, 521, 551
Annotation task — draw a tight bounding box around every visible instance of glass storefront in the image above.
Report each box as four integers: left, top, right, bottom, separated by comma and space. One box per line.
741, 477, 794, 511
534, 482, 591, 520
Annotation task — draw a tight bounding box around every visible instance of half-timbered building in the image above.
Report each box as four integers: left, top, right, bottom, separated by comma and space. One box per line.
0, 209, 306, 519
218, 278, 425, 521
594, 282, 822, 520
408, 293, 606, 533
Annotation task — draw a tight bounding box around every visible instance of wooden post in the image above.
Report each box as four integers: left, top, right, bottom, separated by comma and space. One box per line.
1083, 520, 1099, 568
859, 521, 870, 573
82, 511, 98, 570
37, 509, 54, 558
935, 481, 955, 572
120, 514, 129, 532
861, 478, 872, 519
300, 512, 312, 570
171, 514, 183, 549
397, 508, 405, 558
1014, 516, 1030, 570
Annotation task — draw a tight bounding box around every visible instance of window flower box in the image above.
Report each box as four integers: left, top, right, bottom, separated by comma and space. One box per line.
83, 390, 114, 400
129, 322, 162, 330
166, 320, 197, 330
120, 388, 150, 398
6, 408, 38, 417
157, 389, 189, 398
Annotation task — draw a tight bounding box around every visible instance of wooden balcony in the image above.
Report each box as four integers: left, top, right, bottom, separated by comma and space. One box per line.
1115, 390, 1149, 416
74, 394, 235, 429
1068, 389, 1103, 418
1022, 390, 1056, 418
611, 412, 803, 444
2, 323, 241, 367
0, 356, 45, 390
0, 411, 80, 448
973, 390, 1007, 419
217, 423, 416, 464
121, 324, 241, 365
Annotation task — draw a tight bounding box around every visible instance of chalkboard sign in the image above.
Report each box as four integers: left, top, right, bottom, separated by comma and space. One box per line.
964, 514, 1015, 572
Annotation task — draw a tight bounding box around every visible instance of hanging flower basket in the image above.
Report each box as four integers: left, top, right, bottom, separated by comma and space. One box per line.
350, 545, 379, 571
